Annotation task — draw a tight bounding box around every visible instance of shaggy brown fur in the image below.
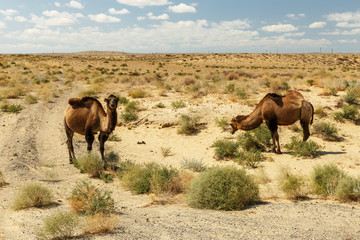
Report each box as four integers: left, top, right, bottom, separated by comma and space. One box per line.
64, 94, 119, 163
231, 91, 314, 154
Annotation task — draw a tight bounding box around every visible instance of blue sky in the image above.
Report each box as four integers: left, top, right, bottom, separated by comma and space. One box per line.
0, 0, 360, 53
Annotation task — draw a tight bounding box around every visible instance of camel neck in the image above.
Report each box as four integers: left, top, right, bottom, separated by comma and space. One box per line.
106, 108, 117, 133
239, 108, 263, 130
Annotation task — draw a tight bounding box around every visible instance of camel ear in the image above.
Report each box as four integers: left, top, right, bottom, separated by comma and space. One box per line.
104, 97, 109, 103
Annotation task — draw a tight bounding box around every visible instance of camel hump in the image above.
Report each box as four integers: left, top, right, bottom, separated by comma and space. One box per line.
68, 96, 97, 107
265, 93, 282, 99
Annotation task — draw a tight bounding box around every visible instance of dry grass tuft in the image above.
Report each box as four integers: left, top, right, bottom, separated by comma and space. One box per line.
82, 213, 119, 235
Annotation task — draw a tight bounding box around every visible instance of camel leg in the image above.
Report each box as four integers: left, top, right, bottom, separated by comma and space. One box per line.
266, 121, 281, 154
301, 120, 310, 141
99, 132, 109, 165
85, 129, 94, 152
64, 122, 75, 163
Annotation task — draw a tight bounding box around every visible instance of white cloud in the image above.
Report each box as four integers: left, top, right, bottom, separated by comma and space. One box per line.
286, 13, 305, 20
321, 28, 360, 35
30, 10, 84, 28
309, 21, 326, 28
336, 22, 360, 28
14, 16, 27, 22
0, 21, 5, 28
213, 19, 251, 30
0, 9, 18, 16
137, 16, 146, 21
147, 12, 169, 20
54, 2, 61, 7
327, 11, 360, 22
109, 8, 130, 15
283, 32, 305, 37
88, 13, 121, 23
261, 24, 298, 32
338, 39, 358, 43
65, 0, 84, 9
168, 3, 196, 13
116, 0, 172, 8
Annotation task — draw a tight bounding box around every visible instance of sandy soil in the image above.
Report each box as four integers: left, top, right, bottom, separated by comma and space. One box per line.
1, 55, 360, 239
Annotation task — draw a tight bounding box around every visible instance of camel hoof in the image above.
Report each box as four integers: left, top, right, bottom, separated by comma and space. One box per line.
276, 151, 282, 154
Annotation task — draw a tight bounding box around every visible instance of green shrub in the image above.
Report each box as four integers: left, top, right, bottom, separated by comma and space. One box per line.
155, 102, 166, 108
284, 136, 320, 158
211, 139, 239, 160
312, 164, 345, 197
1, 103, 23, 113
278, 167, 308, 200
312, 121, 340, 141
236, 88, 247, 99
177, 114, 200, 135
336, 176, 360, 202
77, 153, 104, 177
237, 132, 265, 151
36, 211, 79, 240
343, 89, 359, 105
180, 158, 207, 172
334, 105, 359, 122
120, 101, 139, 122
12, 183, 53, 210
215, 117, 228, 131
236, 148, 262, 169
69, 181, 115, 215
121, 162, 179, 194
225, 83, 235, 93
171, 100, 186, 109
237, 124, 271, 151
186, 166, 260, 210
108, 133, 121, 141
118, 96, 129, 105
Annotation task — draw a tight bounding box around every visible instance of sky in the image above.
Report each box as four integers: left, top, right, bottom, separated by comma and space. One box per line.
0, 0, 360, 53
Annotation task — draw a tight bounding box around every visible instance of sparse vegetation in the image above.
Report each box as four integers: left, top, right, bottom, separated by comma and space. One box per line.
171, 100, 186, 109
12, 183, 54, 210
278, 167, 308, 200
76, 152, 104, 177
211, 139, 239, 160
311, 164, 345, 197
180, 157, 207, 172
312, 121, 341, 141
336, 176, 360, 202
215, 117, 228, 131
284, 136, 320, 158
36, 211, 79, 240
1, 103, 23, 113
69, 180, 115, 215
177, 114, 200, 135
121, 162, 179, 194
82, 213, 119, 235
186, 166, 260, 210
334, 105, 359, 122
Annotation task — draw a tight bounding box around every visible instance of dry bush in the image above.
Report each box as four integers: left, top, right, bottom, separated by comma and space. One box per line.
226, 72, 239, 80
76, 152, 104, 177
128, 89, 147, 98
167, 170, 195, 194
278, 167, 309, 200
12, 183, 54, 210
82, 213, 119, 235
36, 211, 79, 240
69, 180, 115, 215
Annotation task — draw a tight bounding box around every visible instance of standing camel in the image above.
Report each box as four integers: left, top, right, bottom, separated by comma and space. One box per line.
64, 94, 119, 163
230, 91, 314, 154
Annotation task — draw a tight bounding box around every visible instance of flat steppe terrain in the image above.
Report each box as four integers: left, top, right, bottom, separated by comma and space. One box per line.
0, 52, 360, 239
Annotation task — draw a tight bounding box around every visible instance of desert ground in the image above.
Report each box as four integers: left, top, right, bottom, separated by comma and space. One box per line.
0, 52, 360, 239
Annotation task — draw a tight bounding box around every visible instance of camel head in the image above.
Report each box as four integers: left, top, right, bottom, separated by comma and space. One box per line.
105, 94, 119, 111
230, 115, 247, 134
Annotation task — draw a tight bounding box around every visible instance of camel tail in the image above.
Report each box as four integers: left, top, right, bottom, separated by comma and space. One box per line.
310, 102, 314, 125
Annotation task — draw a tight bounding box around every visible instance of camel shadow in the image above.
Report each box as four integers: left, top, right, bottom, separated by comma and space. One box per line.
276, 151, 345, 156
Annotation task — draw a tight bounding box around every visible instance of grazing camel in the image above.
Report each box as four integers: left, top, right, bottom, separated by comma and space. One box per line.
64, 94, 119, 163
230, 91, 314, 154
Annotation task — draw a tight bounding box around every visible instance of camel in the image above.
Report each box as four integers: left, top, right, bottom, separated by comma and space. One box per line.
230, 91, 314, 154
64, 94, 119, 164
